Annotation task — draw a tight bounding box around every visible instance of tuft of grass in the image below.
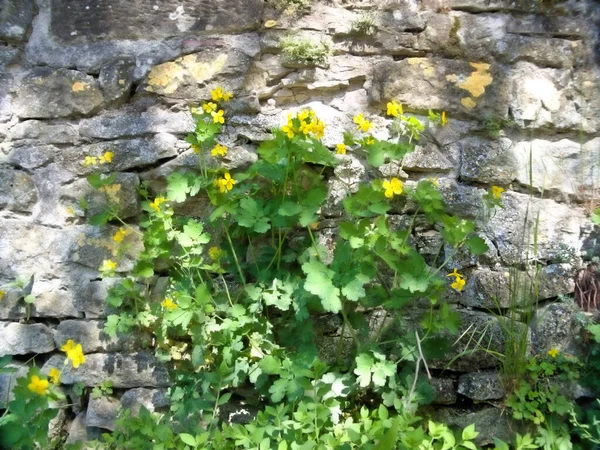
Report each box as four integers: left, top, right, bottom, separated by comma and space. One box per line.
350, 13, 377, 35
482, 116, 516, 138
280, 36, 331, 66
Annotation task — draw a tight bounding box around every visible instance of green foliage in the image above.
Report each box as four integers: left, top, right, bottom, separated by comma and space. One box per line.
350, 13, 376, 35
280, 35, 332, 65
91, 380, 114, 399
482, 116, 516, 138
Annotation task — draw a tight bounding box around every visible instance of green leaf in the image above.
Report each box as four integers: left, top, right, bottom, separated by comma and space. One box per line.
87, 173, 117, 189
236, 198, 271, 234
301, 259, 341, 313
341, 274, 370, 301
461, 424, 479, 441
23, 294, 36, 304
466, 235, 488, 255
278, 201, 303, 217
269, 379, 288, 402
354, 353, 374, 388
373, 417, 399, 450
166, 172, 190, 203
259, 355, 281, 375
399, 273, 429, 293
179, 433, 196, 446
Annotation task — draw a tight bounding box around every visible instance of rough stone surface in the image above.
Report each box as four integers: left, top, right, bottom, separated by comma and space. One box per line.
65, 413, 104, 445
120, 388, 170, 415
42, 352, 170, 388
0, 0, 35, 42
15, 68, 104, 119
99, 58, 136, 106
86, 395, 120, 431
0, 362, 28, 407
457, 371, 505, 401
532, 302, 585, 357
0, 168, 38, 212
430, 378, 457, 405
0, 322, 56, 356
457, 136, 516, 184
55, 320, 152, 354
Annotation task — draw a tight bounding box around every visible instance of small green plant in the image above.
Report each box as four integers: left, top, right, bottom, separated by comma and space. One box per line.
482, 116, 516, 138
350, 13, 377, 35
91, 380, 114, 399
280, 35, 332, 66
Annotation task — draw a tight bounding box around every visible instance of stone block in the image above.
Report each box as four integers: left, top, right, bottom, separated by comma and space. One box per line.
86, 395, 120, 431
458, 371, 504, 400
456, 136, 517, 184
0, 362, 28, 407
0, 0, 35, 42
120, 388, 170, 415
430, 378, 457, 405
55, 320, 152, 353
372, 57, 508, 120
42, 352, 170, 388
0, 169, 38, 212
50, 0, 263, 42
15, 68, 104, 119
531, 302, 585, 357
9, 121, 80, 145
8, 144, 53, 170
0, 322, 56, 356
99, 58, 135, 106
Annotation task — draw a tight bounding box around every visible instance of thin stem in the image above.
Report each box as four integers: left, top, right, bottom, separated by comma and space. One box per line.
223, 226, 246, 286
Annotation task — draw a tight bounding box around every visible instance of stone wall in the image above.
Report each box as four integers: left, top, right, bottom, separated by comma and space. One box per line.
0, 0, 599, 444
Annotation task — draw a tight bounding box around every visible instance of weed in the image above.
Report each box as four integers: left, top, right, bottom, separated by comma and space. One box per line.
350, 13, 377, 35
280, 35, 332, 66
268, 0, 312, 14
482, 116, 517, 138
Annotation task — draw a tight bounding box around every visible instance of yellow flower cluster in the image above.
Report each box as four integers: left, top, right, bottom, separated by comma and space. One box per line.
282, 110, 325, 140
150, 197, 167, 213
447, 268, 466, 292
100, 259, 117, 272
211, 143, 228, 158
112, 227, 129, 243
61, 340, 86, 369
28, 375, 49, 396
547, 348, 559, 358
386, 100, 403, 118
217, 172, 236, 193
210, 86, 233, 102
382, 177, 403, 198
83, 151, 114, 167
161, 297, 177, 310
491, 185, 504, 199
353, 113, 372, 132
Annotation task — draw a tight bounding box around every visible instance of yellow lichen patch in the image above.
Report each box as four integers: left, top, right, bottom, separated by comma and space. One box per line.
457, 62, 492, 98
407, 58, 420, 65
72, 81, 88, 92
146, 54, 228, 96
99, 184, 122, 204
446, 74, 458, 83
461, 97, 476, 109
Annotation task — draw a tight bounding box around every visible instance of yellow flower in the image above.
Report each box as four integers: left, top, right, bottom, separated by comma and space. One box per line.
217, 172, 236, 193
386, 100, 403, 117
112, 227, 128, 243
441, 111, 448, 126
191, 144, 201, 154
446, 268, 466, 292
161, 297, 177, 310
211, 109, 225, 124
150, 197, 167, 213
61, 340, 85, 369
202, 102, 217, 113
28, 375, 49, 396
491, 186, 505, 199
336, 143, 347, 155
211, 86, 224, 101
382, 178, 403, 198
99, 151, 114, 164
548, 348, 559, 358
83, 156, 97, 167
0, 290, 4, 302
365, 136, 375, 145
100, 259, 117, 272
222, 90, 233, 102
282, 122, 295, 139
49, 368, 61, 385
211, 144, 228, 158
353, 113, 372, 132
208, 246, 223, 261
311, 120, 325, 139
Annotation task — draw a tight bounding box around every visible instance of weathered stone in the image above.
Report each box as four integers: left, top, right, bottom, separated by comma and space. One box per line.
120, 388, 170, 415
403, 142, 454, 173
531, 302, 585, 357
15, 68, 104, 119
335, 32, 424, 57
141, 49, 253, 101
0, 322, 56, 356
8, 144, 53, 169
457, 136, 516, 184
42, 352, 170, 388
86, 395, 120, 431
56, 320, 151, 353
63, 173, 141, 220
99, 58, 135, 106
50, 0, 263, 42
512, 138, 600, 201
0, 0, 35, 42
437, 180, 485, 219
458, 371, 504, 400
0, 362, 27, 407
9, 121, 80, 145
0, 45, 19, 70
0, 169, 38, 212
79, 108, 194, 139
325, 154, 367, 215
484, 191, 585, 265
430, 378, 457, 405
509, 62, 600, 133
68, 224, 143, 273
65, 413, 104, 445
32, 163, 77, 227
372, 57, 508, 119
429, 406, 516, 446
58, 134, 181, 175
27, 278, 83, 319
73, 278, 122, 319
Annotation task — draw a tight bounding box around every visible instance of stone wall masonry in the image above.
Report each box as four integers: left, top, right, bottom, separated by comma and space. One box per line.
0, 0, 598, 441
